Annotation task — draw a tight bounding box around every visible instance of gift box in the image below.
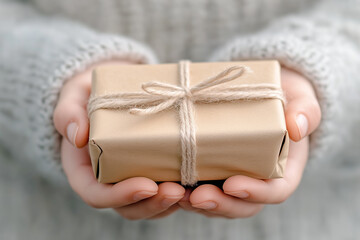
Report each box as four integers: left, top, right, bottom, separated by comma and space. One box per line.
88, 60, 289, 186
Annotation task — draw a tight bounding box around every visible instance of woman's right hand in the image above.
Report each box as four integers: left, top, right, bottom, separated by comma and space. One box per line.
53, 60, 185, 220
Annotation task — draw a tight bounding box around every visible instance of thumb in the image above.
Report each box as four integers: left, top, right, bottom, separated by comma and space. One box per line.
281, 67, 322, 142
53, 60, 136, 147
285, 95, 322, 142
53, 72, 91, 148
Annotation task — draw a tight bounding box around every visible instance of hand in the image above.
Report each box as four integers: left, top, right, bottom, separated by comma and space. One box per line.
178, 67, 322, 218
53, 60, 185, 220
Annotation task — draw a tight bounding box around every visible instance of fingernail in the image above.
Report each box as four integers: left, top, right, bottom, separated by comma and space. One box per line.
133, 191, 156, 201
161, 196, 182, 208
66, 122, 78, 147
192, 201, 217, 210
232, 190, 250, 199
296, 114, 308, 139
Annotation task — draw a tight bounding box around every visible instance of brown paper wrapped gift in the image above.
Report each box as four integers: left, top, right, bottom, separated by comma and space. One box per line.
88, 60, 289, 185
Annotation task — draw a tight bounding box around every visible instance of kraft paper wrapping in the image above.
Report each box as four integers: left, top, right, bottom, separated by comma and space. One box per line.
88, 61, 289, 184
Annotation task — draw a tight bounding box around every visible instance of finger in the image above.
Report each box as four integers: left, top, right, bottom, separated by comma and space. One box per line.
61, 139, 158, 208
177, 189, 204, 213
223, 138, 309, 204
177, 189, 233, 218
281, 68, 321, 141
147, 204, 180, 219
115, 182, 185, 220
177, 189, 217, 216
177, 188, 241, 216
189, 184, 264, 219
53, 73, 91, 148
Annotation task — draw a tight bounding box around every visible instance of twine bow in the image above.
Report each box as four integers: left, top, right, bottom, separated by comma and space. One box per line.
88, 60, 285, 186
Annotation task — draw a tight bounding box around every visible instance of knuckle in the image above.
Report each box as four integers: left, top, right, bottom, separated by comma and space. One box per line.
65, 104, 81, 118
308, 101, 322, 120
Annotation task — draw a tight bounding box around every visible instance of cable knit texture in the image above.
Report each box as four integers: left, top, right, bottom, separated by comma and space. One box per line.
0, 0, 360, 236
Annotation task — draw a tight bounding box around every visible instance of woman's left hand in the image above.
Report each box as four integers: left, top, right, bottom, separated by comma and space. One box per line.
178, 67, 322, 218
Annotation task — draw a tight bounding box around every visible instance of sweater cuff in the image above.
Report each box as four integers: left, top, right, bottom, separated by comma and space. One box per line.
209, 33, 338, 165
37, 35, 158, 187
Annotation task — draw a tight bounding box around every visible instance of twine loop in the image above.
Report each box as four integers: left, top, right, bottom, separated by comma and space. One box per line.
88, 60, 285, 186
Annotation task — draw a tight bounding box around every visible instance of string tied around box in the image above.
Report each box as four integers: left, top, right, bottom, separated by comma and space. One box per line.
88, 60, 286, 186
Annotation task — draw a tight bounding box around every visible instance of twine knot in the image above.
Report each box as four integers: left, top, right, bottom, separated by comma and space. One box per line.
88, 60, 286, 186
183, 88, 193, 99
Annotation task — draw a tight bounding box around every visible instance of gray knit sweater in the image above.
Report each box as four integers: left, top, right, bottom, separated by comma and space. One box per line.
0, 0, 360, 239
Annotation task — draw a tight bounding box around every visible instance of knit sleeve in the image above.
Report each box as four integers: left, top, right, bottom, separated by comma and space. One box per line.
210, 0, 360, 167
0, 0, 158, 187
